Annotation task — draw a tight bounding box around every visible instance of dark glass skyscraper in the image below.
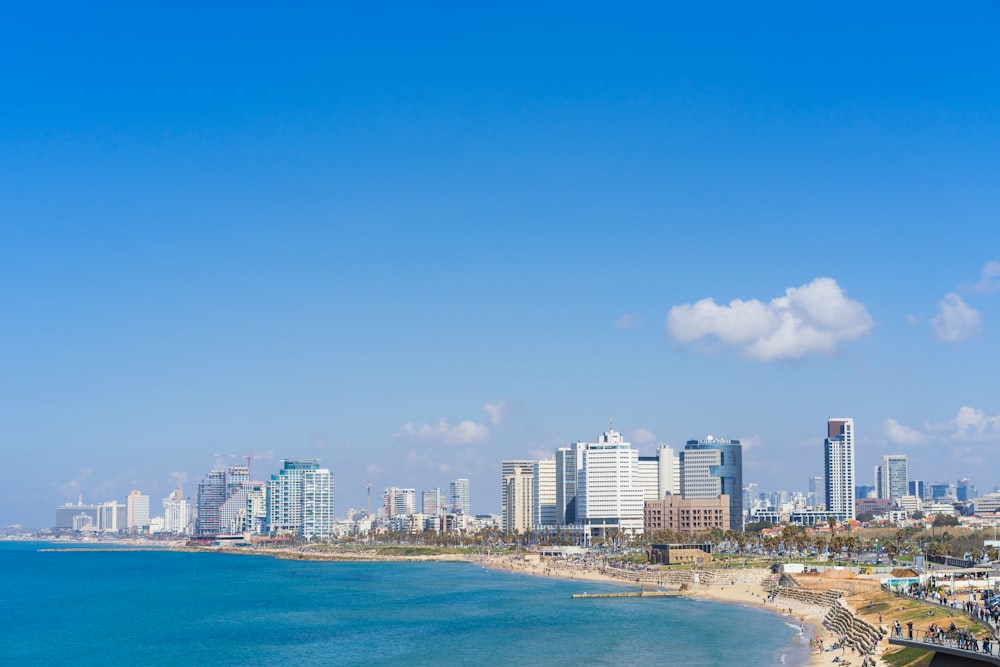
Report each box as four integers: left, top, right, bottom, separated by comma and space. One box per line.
681, 437, 743, 531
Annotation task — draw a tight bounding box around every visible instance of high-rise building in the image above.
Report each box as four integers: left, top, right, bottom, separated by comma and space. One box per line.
534, 459, 556, 528
503, 463, 535, 534
126, 490, 150, 530
163, 487, 191, 534
681, 436, 743, 531
876, 455, 908, 501
555, 443, 585, 525
639, 445, 680, 501
245, 483, 268, 534
808, 476, 824, 509
576, 428, 645, 537
267, 459, 335, 539
196, 470, 227, 535
383, 487, 416, 517
957, 478, 976, 502
501, 460, 536, 533
908, 480, 927, 500
422, 488, 444, 516
449, 478, 470, 515
824, 418, 855, 521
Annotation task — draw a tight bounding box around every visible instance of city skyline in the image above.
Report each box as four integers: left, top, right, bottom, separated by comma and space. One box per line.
3, 5, 1000, 529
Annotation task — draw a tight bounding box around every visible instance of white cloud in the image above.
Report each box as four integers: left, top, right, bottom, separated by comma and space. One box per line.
952, 406, 1000, 437
666, 277, 873, 361
738, 435, 761, 451
482, 401, 507, 426
395, 418, 490, 445
615, 313, 642, 330
883, 407, 1000, 447
630, 427, 657, 445
972, 260, 1000, 294
930, 292, 981, 342
882, 419, 928, 446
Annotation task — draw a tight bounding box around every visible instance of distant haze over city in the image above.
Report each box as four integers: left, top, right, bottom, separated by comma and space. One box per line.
3, 5, 999, 530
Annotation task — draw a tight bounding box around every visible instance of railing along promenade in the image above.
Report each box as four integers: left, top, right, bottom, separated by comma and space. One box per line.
889, 628, 1000, 665
885, 585, 999, 635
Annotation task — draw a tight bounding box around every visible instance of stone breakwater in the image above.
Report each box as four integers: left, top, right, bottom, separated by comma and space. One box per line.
821, 598, 884, 666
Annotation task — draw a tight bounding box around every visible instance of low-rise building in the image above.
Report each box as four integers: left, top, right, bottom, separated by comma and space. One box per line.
644, 495, 729, 534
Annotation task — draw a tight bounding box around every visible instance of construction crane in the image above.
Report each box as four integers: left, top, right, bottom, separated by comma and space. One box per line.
212, 451, 266, 482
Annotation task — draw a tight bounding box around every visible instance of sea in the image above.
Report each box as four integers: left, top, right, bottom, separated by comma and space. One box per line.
0, 542, 810, 666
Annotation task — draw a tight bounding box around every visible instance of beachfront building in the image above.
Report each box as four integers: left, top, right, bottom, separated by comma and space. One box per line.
196, 470, 227, 535
644, 495, 730, 534
824, 418, 856, 521
126, 490, 150, 531
163, 487, 192, 534
876, 454, 908, 501
97, 501, 127, 532
502, 462, 535, 534
680, 436, 743, 531
534, 459, 557, 528
449, 478, 470, 515
267, 459, 335, 540
555, 443, 585, 525
576, 428, 645, 538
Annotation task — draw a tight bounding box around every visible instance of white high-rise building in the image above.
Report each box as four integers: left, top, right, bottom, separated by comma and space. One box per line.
449, 478, 470, 515
576, 428, 644, 537
877, 455, 908, 501
126, 490, 150, 530
267, 459, 335, 539
97, 501, 127, 532
501, 460, 536, 533
638, 444, 679, 500
384, 487, 417, 518
503, 464, 535, 534
824, 418, 855, 521
534, 459, 556, 528
163, 487, 191, 534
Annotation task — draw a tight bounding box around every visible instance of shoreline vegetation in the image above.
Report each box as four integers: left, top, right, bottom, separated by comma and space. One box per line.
27, 538, 997, 667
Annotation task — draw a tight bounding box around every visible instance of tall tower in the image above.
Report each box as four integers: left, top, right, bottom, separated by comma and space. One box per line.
824, 418, 855, 521
267, 459, 334, 539
502, 462, 535, 534
126, 490, 150, 530
449, 478, 471, 515
196, 470, 227, 536
876, 455, 908, 501
555, 443, 585, 525
576, 428, 645, 538
533, 459, 556, 528
680, 436, 743, 531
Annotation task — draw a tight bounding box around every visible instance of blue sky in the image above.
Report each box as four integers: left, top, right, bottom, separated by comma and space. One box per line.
3, 4, 999, 528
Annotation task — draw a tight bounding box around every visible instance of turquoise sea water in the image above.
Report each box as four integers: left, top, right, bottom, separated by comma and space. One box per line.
0, 542, 808, 666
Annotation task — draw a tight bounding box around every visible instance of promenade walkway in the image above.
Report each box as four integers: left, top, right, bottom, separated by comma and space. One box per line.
889, 629, 1000, 665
